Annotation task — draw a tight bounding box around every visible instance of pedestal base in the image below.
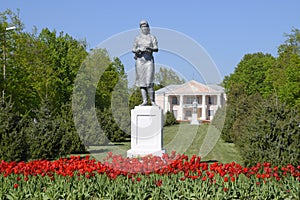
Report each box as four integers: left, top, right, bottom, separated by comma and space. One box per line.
190, 113, 200, 125
127, 106, 165, 158
127, 149, 166, 158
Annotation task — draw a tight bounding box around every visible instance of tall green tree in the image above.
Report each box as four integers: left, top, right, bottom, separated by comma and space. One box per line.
224, 52, 276, 97
72, 48, 111, 146
110, 57, 130, 136
36, 28, 87, 110
222, 28, 300, 165
265, 28, 300, 106
0, 9, 88, 160
96, 57, 125, 110
0, 98, 27, 162
237, 94, 299, 166
1, 24, 87, 114
222, 53, 275, 142
0, 10, 25, 111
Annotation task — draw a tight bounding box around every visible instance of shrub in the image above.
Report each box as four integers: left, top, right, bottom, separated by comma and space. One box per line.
164, 111, 177, 126
0, 99, 86, 161
98, 108, 129, 142
235, 95, 300, 166
0, 98, 27, 162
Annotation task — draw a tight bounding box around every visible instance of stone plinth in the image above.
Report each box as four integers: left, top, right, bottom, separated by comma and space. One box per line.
127, 106, 165, 157
190, 113, 200, 125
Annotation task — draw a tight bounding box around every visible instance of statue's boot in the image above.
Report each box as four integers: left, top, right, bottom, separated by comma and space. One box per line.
148, 87, 156, 106
140, 88, 148, 106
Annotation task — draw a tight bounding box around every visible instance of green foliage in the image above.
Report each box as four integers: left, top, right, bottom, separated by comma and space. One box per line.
37, 29, 87, 109
25, 101, 59, 160
1, 25, 87, 115
1, 160, 299, 199
0, 10, 91, 160
53, 103, 86, 154
224, 52, 276, 98
111, 60, 131, 135
25, 101, 86, 160
155, 67, 185, 87
211, 106, 226, 133
266, 29, 300, 106
72, 48, 111, 146
164, 111, 177, 126
128, 87, 143, 109
0, 98, 86, 161
235, 95, 300, 166
73, 53, 130, 145
0, 98, 27, 162
223, 28, 300, 166
98, 108, 128, 142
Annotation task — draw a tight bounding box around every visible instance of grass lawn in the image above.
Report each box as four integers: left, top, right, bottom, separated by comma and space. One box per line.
79, 123, 243, 164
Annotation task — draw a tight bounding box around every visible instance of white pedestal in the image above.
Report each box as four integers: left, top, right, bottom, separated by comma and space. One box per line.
127, 106, 165, 157
190, 113, 200, 125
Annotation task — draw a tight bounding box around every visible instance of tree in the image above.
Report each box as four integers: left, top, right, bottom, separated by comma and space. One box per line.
237, 94, 300, 166
222, 28, 300, 166
224, 52, 276, 97
0, 24, 87, 115
266, 28, 300, 107
164, 111, 177, 126
72, 48, 111, 146
0, 97, 27, 162
73, 50, 130, 145
96, 57, 125, 110
37, 29, 87, 109
155, 67, 185, 87
111, 58, 130, 136
128, 87, 143, 110
222, 53, 275, 141
25, 100, 63, 160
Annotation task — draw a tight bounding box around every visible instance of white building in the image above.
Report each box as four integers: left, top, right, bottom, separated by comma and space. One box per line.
155, 80, 226, 122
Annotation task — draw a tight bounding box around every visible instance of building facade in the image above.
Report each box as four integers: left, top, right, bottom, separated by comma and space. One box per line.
155, 80, 226, 121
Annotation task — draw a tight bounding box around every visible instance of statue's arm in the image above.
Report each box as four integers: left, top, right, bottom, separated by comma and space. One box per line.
146, 35, 158, 52
146, 47, 158, 52
132, 38, 140, 53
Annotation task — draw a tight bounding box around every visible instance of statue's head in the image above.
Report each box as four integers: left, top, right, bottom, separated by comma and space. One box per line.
139, 20, 150, 35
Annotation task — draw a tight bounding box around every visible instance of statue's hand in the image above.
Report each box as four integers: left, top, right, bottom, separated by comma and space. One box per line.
134, 50, 142, 59
145, 47, 153, 53
146, 47, 158, 53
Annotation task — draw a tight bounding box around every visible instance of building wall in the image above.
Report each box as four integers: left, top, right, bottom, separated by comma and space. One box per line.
155, 93, 225, 122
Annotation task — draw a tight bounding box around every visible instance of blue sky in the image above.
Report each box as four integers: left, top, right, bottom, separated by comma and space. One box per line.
1, 0, 300, 83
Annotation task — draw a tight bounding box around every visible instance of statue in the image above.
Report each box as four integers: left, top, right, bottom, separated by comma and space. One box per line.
191, 98, 199, 125
132, 20, 158, 106
192, 99, 198, 114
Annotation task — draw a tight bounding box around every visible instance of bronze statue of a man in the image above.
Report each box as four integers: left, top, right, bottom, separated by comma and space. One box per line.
132, 20, 158, 106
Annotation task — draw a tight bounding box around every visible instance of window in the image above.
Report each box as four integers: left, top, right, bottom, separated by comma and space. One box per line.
172, 96, 178, 105
208, 96, 215, 105
208, 110, 215, 116
197, 97, 201, 104
185, 110, 192, 117
185, 96, 197, 104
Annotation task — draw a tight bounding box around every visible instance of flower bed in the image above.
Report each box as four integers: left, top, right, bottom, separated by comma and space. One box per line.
1, 152, 299, 199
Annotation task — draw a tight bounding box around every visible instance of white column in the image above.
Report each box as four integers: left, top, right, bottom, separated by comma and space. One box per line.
200, 95, 206, 120
164, 94, 169, 114
217, 94, 221, 107
178, 95, 183, 120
